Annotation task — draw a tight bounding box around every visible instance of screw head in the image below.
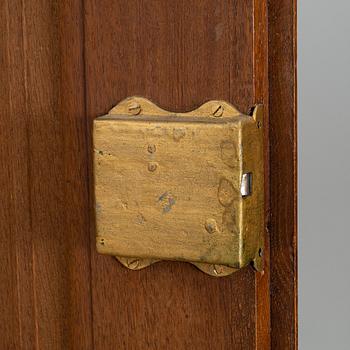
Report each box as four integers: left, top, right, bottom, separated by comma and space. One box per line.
211, 104, 224, 117
147, 144, 156, 153
127, 259, 140, 269
213, 264, 224, 276
128, 101, 141, 115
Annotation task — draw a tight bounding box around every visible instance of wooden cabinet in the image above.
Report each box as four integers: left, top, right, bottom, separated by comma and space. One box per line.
0, 1, 297, 348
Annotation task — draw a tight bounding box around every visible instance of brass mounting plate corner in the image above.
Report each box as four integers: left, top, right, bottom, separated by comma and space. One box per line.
93, 97, 264, 277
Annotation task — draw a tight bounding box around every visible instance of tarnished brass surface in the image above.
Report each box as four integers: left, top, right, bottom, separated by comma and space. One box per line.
93, 97, 264, 277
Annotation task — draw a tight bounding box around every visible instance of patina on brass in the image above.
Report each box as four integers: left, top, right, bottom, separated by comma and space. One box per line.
93, 97, 264, 277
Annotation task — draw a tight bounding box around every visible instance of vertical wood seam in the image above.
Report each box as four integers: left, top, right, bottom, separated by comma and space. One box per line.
82, 0, 95, 347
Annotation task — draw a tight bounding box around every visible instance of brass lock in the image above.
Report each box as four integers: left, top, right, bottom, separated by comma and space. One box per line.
93, 97, 264, 277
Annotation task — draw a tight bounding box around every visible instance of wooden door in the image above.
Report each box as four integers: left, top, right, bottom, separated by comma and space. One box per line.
0, 1, 297, 349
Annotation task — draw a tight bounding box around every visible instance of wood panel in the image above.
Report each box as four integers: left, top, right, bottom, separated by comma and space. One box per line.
0, 0, 297, 348
84, 1, 269, 349
253, 0, 271, 348
0, 1, 93, 348
268, 0, 298, 348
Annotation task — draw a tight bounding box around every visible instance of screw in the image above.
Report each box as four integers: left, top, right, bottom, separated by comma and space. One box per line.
147, 144, 156, 153
211, 104, 224, 117
128, 101, 141, 115
148, 162, 158, 172
127, 259, 140, 269
213, 264, 224, 275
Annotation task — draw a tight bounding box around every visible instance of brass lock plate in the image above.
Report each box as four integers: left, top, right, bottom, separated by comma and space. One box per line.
93, 97, 264, 277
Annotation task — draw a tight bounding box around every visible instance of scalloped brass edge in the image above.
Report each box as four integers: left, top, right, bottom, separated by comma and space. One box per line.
115, 257, 238, 278
108, 96, 242, 119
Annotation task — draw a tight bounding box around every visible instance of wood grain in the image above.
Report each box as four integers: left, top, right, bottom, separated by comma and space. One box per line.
253, 1, 271, 348
0, 1, 93, 348
1, 1, 28, 347
85, 1, 267, 349
268, 0, 298, 348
